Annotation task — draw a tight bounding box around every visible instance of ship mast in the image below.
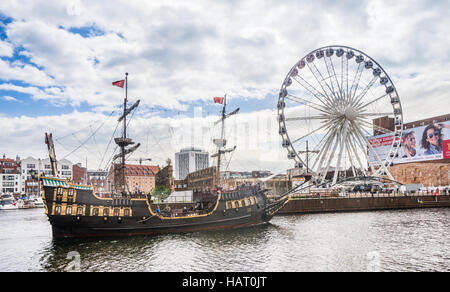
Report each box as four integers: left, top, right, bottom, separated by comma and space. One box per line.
44, 132, 58, 177
113, 73, 140, 195
211, 94, 239, 188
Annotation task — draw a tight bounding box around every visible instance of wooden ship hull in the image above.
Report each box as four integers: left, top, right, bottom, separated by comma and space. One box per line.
41, 177, 288, 238
40, 75, 290, 239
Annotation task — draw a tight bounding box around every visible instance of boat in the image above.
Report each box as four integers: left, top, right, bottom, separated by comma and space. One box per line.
32, 197, 45, 208
39, 73, 289, 238
0, 194, 18, 210
17, 198, 36, 209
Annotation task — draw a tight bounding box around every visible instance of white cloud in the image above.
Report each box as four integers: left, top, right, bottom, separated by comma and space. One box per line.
2, 95, 20, 102
0, 39, 13, 56
0, 0, 448, 116
0, 107, 288, 173
0, 0, 449, 172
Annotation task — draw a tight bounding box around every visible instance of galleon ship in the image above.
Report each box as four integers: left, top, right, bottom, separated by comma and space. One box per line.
39, 73, 288, 238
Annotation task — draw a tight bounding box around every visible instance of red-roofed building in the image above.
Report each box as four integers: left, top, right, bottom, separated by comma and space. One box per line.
107, 164, 159, 194
0, 157, 19, 174
0, 155, 22, 195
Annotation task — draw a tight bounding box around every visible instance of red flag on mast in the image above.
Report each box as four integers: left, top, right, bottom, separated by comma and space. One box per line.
112, 80, 125, 88
213, 97, 224, 104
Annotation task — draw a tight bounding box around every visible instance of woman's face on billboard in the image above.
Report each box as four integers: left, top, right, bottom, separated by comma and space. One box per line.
426, 128, 439, 146
405, 134, 416, 147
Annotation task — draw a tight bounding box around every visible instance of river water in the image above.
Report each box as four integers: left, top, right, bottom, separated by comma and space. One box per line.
0, 207, 448, 272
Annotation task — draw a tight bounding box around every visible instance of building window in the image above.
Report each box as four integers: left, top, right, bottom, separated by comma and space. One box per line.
92, 208, 99, 216
57, 187, 63, 195
114, 209, 120, 216
124, 209, 130, 216
55, 206, 61, 215
77, 207, 83, 215
66, 206, 72, 215
103, 208, 109, 216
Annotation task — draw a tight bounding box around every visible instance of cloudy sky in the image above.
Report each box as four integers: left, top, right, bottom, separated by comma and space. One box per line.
0, 0, 449, 174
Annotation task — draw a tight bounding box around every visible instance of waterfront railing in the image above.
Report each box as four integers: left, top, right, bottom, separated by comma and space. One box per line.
278, 188, 449, 201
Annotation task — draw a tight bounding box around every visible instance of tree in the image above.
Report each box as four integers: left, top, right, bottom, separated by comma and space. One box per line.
152, 185, 171, 201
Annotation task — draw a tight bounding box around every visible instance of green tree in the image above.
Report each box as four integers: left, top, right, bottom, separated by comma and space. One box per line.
152, 185, 171, 202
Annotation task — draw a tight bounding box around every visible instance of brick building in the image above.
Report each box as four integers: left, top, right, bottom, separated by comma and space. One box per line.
72, 163, 86, 184
389, 162, 448, 186
174, 166, 217, 193
72, 163, 108, 195
373, 114, 449, 187
108, 164, 159, 194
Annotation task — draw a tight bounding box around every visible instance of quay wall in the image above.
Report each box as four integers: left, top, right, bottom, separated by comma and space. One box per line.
279, 194, 450, 214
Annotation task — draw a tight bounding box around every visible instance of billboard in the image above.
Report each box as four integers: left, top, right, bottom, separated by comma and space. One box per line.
368, 120, 450, 165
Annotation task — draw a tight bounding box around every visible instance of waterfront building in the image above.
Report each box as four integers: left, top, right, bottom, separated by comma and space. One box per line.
0, 155, 22, 195
107, 164, 159, 194
264, 174, 292, 198
174, 168, 273, 192
220, 170, 272, 191
221, 171, 252, 179
175, 166, 217, 193
72, 163, 108, 195
87, 169, 108, 195
72, 163, 86, 184
372, 113, 450, 187
175, 147, 209, 180
221, 170, 272, 179
221, 177, 261, 191
20, 157, 72, 196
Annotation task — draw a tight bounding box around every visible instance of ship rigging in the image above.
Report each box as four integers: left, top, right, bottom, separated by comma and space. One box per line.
211, 94, 239, 187
38, 74, 288, 238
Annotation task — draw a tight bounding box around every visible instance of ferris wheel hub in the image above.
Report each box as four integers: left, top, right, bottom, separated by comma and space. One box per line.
343, 106, 358, 121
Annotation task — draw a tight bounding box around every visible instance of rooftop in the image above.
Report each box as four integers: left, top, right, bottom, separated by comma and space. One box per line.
124, 164, 159, 177
179, 147, 207, 153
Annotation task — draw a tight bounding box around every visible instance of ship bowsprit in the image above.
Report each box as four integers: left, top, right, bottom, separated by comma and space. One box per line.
263, 197, 290, 220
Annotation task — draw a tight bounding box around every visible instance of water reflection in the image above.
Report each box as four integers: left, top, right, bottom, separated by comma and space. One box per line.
1, 208, 449, 271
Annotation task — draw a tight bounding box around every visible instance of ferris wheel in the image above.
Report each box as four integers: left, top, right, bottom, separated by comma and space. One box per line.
277, 45, 403, 186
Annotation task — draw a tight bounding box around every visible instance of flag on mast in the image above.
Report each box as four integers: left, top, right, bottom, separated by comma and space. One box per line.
213, 97, 224, 104
112, 80, 125, 88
